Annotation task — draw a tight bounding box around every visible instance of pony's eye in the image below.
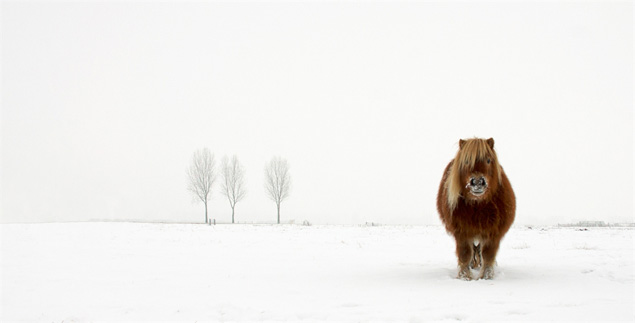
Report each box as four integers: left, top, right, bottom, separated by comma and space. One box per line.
487, 158, 491, 164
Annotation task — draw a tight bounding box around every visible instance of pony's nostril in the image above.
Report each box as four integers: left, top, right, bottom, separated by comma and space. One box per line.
470, 177, 486, 187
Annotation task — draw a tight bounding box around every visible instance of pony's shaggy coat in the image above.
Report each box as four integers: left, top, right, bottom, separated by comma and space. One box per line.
437, 138, 516, 280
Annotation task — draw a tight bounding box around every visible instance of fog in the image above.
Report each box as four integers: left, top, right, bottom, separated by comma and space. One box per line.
1, 2, 632, 225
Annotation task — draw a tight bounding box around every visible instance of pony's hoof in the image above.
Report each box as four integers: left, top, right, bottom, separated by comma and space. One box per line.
458, 267, 473, 280
480, 266, 495, 280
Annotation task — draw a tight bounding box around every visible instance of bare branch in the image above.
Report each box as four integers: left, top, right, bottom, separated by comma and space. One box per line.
264, 156, 291, 223
187, 148, 216, 223
220, 155, 247, 223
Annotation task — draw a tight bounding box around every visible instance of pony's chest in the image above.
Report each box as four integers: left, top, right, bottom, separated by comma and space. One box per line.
453, 202, 499, 226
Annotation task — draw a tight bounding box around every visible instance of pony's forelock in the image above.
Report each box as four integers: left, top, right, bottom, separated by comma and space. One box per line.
446, 138, 502, 212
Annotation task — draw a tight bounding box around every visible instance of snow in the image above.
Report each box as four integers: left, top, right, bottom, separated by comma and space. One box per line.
1, 223, 633, 322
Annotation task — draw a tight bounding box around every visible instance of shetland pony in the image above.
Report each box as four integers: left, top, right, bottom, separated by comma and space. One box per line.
437, 138, 515, 280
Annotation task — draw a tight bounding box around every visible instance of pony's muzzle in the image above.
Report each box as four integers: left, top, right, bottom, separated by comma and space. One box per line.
468, 176, 487, 195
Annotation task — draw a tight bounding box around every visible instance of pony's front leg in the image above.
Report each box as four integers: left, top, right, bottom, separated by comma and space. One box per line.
456, 239, 473, 280
480, 240, 500, 279
470, 244, 482, 269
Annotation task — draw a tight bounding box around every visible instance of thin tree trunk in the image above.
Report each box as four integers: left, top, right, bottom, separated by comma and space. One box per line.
232, 206, 235, 224
205, 201, 208, 224
277, 204, 280, 224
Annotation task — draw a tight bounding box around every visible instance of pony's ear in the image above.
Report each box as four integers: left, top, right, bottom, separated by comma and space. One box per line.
487, 138, 495, 149
459, 139, 466, 149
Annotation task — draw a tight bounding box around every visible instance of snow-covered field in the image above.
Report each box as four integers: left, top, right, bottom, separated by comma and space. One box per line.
1, 223, 633, 322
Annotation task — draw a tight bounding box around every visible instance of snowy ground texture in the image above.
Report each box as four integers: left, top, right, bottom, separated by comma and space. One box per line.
1, 223, 634, 322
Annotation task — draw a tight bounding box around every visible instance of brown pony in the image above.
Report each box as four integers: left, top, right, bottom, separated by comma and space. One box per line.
437, 138, 516, 280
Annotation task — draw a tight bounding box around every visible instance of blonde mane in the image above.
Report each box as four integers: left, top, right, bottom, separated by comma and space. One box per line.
445, 138, 502, 212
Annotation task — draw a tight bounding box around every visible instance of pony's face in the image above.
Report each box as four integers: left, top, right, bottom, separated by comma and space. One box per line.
460, 153, 495, 203
455, 138, 500, 204
446, 138, 502, 211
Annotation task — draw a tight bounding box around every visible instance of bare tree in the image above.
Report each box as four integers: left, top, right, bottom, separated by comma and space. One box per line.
187, 148, 216, 224
220, 155, 247, 224
264, 156, 291, 224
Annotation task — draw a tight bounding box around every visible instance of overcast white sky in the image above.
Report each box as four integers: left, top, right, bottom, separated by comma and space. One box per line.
1, 1, 632, 225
